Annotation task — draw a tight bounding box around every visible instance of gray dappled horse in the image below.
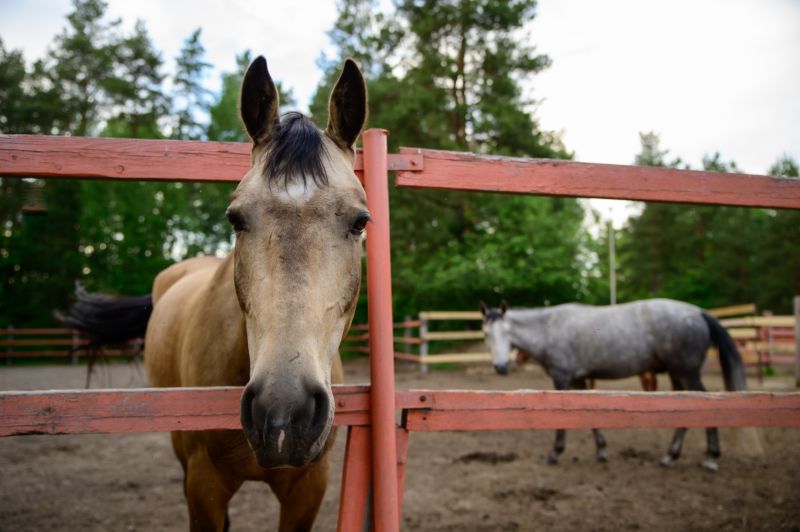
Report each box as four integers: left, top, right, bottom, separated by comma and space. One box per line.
480, 298, 747, 471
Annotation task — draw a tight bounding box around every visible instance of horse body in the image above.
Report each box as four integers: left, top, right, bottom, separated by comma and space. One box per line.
506, 299, 709, 381
140, 57, 368, 531
482, 298, 746, 470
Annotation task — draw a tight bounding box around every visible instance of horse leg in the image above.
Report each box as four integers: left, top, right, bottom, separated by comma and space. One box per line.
183, 447, 241, 532
572, 379, 608, 462
546, 372, 571, 465
660, 373, 688, 468
686, 373, 721, 471
268, 456, 331, 532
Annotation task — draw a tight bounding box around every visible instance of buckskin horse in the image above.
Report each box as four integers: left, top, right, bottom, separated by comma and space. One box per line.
480, 299, 747, 471
72, 56, 370, 531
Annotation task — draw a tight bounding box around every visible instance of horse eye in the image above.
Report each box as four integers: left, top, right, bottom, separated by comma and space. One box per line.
349, 212, 371, 236
225, 209, 247, 232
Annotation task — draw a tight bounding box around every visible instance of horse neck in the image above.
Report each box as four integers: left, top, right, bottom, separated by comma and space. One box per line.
203, 254, 250, 384
506, 308, 551, 361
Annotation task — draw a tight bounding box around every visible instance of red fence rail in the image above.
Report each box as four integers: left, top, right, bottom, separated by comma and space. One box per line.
0, 134, 422, 183
2, 386, 798, 437
395, 147, 800, 208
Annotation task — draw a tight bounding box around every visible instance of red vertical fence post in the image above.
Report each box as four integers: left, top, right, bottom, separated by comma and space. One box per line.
337, 426, 372, 531
362, 128, 400, 532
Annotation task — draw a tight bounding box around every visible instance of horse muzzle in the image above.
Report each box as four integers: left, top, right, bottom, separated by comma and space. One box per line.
493, 362, 510, 375
240, 378, 333, 468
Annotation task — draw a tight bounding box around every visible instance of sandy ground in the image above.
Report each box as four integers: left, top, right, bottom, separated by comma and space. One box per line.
1, 357, 798, 531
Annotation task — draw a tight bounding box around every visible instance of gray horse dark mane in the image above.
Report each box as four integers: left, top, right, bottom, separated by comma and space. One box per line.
264, 112, 329, 187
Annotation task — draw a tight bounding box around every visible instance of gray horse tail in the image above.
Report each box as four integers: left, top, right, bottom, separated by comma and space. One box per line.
701, 312, 747, 391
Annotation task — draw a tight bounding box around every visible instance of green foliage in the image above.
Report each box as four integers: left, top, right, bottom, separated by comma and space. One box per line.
618, 134, 799, 313
313, 0, 583, 325
0, 1, 238, 326
173, 28, 212, 140
0, 39, 30, 133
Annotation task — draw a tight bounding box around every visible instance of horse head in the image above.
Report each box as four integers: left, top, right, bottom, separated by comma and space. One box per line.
228, 57, 368, 468
480, 300, 513, 375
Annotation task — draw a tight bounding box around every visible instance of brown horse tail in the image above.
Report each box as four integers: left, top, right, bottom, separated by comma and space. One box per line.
54, 282, 152, 345
701, 311, 747, 391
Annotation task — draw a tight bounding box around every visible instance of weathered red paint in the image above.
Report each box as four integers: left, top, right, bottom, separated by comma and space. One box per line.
0, 385, 371, 436
398, 390, 800, 431
336, 426, 410, 531
395, 148, 800, 209
363, 129, 400, 532
0, 134, 421, 182
337, 426, 372, 531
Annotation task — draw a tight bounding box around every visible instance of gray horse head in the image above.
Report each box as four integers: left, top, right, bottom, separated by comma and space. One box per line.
480, 301, 512, 375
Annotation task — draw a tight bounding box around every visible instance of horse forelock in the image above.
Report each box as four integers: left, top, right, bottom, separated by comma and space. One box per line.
263, 112, 329, 188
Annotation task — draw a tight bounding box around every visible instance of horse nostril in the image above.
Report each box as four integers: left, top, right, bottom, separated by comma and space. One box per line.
241, 384, 256, 430
241, 382, 269, 435
308, 388, 329, 440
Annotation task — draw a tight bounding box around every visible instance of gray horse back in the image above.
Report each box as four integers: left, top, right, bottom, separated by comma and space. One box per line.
521, 299, 710, 380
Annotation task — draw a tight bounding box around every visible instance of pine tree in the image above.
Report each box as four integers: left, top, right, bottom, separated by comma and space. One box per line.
172, 29, 212, 140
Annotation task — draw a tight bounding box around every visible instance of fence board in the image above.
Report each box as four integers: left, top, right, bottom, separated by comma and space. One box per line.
708, 304, 757, 318
0, 385, 371, 436
0, 135, 422, 182
418, 353, 493, 364
4, 387, 797, 437
720, 316, 795, 328
422, 331, 484, 341
398, 390, 800, 431
396, 148, 800, 209
419, 311, 483, 321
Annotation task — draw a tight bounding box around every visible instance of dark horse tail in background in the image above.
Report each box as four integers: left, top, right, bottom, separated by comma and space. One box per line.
480, 298, 750, 471
55, 282, 152, 344
701, 312, 747, 392
54, 283, 152, 385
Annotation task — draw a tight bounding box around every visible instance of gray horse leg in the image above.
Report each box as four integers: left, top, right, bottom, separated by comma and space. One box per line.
546, 372, 571, 465
660, 374, 688, 468
547, 430, 566, 465
592, 429, 608, 463
686, 373, 721, 471
571, 379, 608, 462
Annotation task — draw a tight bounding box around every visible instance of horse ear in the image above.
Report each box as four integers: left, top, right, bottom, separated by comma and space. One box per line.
240, 56, 280, 145
500, 301, 508, 315
326, 58, 367, 150
479, 301, 487, 316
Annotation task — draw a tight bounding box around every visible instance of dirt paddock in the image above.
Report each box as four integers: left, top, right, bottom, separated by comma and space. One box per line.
1, 357, 798, 531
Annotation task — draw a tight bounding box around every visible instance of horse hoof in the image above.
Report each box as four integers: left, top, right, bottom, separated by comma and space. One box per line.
545, 453, 559, 466
659, 455, 674, 468
701, 459, 718, 472
595, 450, 608, 463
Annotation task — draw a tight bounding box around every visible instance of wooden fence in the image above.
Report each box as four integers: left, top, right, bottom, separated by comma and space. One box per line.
2, 133, 800, 532
0, 327, 143, 363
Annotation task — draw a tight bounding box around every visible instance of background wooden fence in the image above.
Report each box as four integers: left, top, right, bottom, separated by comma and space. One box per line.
0, 327, 142, 364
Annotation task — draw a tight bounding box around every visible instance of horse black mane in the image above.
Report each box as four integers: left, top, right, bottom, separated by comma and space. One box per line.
264, 112, 329, 188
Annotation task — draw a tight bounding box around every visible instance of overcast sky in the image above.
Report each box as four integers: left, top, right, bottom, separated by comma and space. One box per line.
2, 0, 798, 212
